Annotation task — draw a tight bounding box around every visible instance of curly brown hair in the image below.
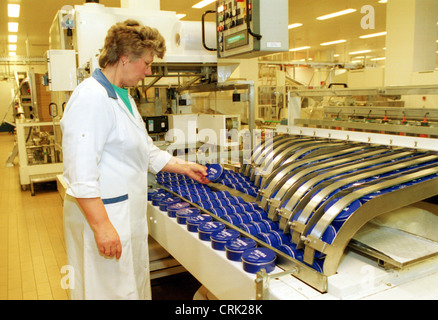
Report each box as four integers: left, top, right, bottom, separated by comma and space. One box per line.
98, 19, 166, 68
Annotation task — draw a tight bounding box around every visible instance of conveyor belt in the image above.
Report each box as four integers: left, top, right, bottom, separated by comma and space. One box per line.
303, 165, 438, 275
264, 146, 399, 218
153, 133, 438, 293
257, 144, 367, 203
276, 150, 425, 228
253, 140, 352, 187
238, 133, 438, 278
289, 154, 438, 244
242, 135, 294, 176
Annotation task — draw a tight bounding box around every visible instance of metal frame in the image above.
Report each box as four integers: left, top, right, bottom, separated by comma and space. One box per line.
241, 128, 438, 280
152, 182, 329, 293
289, 154, 438, 244
15, 121, 63, 190
303, 167, 438, 275
278, 125, 438, 151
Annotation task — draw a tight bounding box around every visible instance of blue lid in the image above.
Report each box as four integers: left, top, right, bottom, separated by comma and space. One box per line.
151, 192, 169, 200
211, 229, 240, 242
167, 202, 190, 211
176, 207, 201, 217
148, 188, 164, 196
333, 199, 361, 221
186, 214, 212, 225
225, 238, 257, 252
307, 224, 337, 245
242, 247, 276, 264
198, 221, 225, 233
159, 197, 180, 205
206, 164, 223, 182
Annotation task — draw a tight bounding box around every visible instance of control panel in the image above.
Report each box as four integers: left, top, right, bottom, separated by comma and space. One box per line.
215, 0, 289, 58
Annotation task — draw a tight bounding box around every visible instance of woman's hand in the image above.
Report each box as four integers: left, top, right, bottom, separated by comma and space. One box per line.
181, 162, 211, 184
76, 197, 123, 260
161, 158, 210, 184
93, 220, 123, 259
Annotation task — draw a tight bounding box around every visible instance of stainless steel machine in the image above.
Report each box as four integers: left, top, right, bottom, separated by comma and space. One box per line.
148, 85, 438, 300
148, 131, 438, 299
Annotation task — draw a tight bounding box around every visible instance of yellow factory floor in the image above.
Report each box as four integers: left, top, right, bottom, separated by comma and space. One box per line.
0, 132, 201, 300
0, 132, 69, 300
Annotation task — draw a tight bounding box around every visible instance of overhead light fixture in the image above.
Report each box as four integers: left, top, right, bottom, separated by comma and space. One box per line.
378, 0, 387, 3
334, 54, 340, 57
192, 0, 216, 9
8, 35, 18, 43
176, 13, 186, 19
8, 4, 20, 18
8, 22, 19, 32
360, 31, 387, 39
370, 57, 386, 61
349, 49, 372, 55
9, 44, 17, 51
288, 23, 303, 29
9, 52, 17, 57
320, 39, 347, 46
316, 9, 356, 20
289, 46, 310, 52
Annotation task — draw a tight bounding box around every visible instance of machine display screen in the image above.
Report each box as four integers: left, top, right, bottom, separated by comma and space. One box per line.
225, 30, 248, 50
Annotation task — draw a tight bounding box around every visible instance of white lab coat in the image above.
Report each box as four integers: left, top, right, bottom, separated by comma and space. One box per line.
61, 70, 171, 300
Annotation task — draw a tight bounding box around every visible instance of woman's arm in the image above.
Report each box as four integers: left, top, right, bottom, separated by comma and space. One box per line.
75, 197, 122, 260
161, 157, 210, 184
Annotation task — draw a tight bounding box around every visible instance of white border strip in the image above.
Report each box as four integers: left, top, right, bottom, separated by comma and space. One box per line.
277, 125, 438, 151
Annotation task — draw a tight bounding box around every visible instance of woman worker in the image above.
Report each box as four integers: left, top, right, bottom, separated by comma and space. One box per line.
61, 19, 210, 300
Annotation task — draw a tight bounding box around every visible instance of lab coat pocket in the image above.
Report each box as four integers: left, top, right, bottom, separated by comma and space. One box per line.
103, 195, 131, 244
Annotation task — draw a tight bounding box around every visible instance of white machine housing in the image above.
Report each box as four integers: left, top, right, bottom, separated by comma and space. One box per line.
49, 2, 217, 70
197, 114, 241, 147
165, 114, 241, 148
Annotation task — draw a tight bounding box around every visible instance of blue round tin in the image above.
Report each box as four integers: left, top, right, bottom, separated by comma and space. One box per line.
206, 164, 225, 182
186, 194, 200, 203
151, 192, 170, 206
205, 193, 219, 200
159, 197, 181, 211
260, 219, 279, 231
228, 205, 243, 214
307, 224, 337, 259
147, 188, 165, 199
167, 202, 190, 218
198, 221, 226, 241
210, 207, 227, 217
221, 214, 240, 225
256, 232, 280, 247
277, 243, 304, 260
241, 247, 276, 274
225, 196, 245, 205
215, 191, 231, 199
253, 209, 268, 220
225, 238, 257, 262
214, 198, 229, 206
239, 223, 258, 236
250, 221, 268, 233
211, 229, 240, 250
243, 211, 261, 222
175, 208, 200, 224
331, 199, 361, 230
269, 230, 291, 246
197, 200, 214, 209
235, 213, 250, 224
186, 214, 213, 232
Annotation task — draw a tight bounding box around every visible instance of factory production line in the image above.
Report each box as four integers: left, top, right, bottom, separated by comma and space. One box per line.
38, 0, 438, 300
149, 122, 438, 300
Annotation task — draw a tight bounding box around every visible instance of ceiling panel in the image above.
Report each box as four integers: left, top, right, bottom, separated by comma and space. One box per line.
1, 0, 390, 63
